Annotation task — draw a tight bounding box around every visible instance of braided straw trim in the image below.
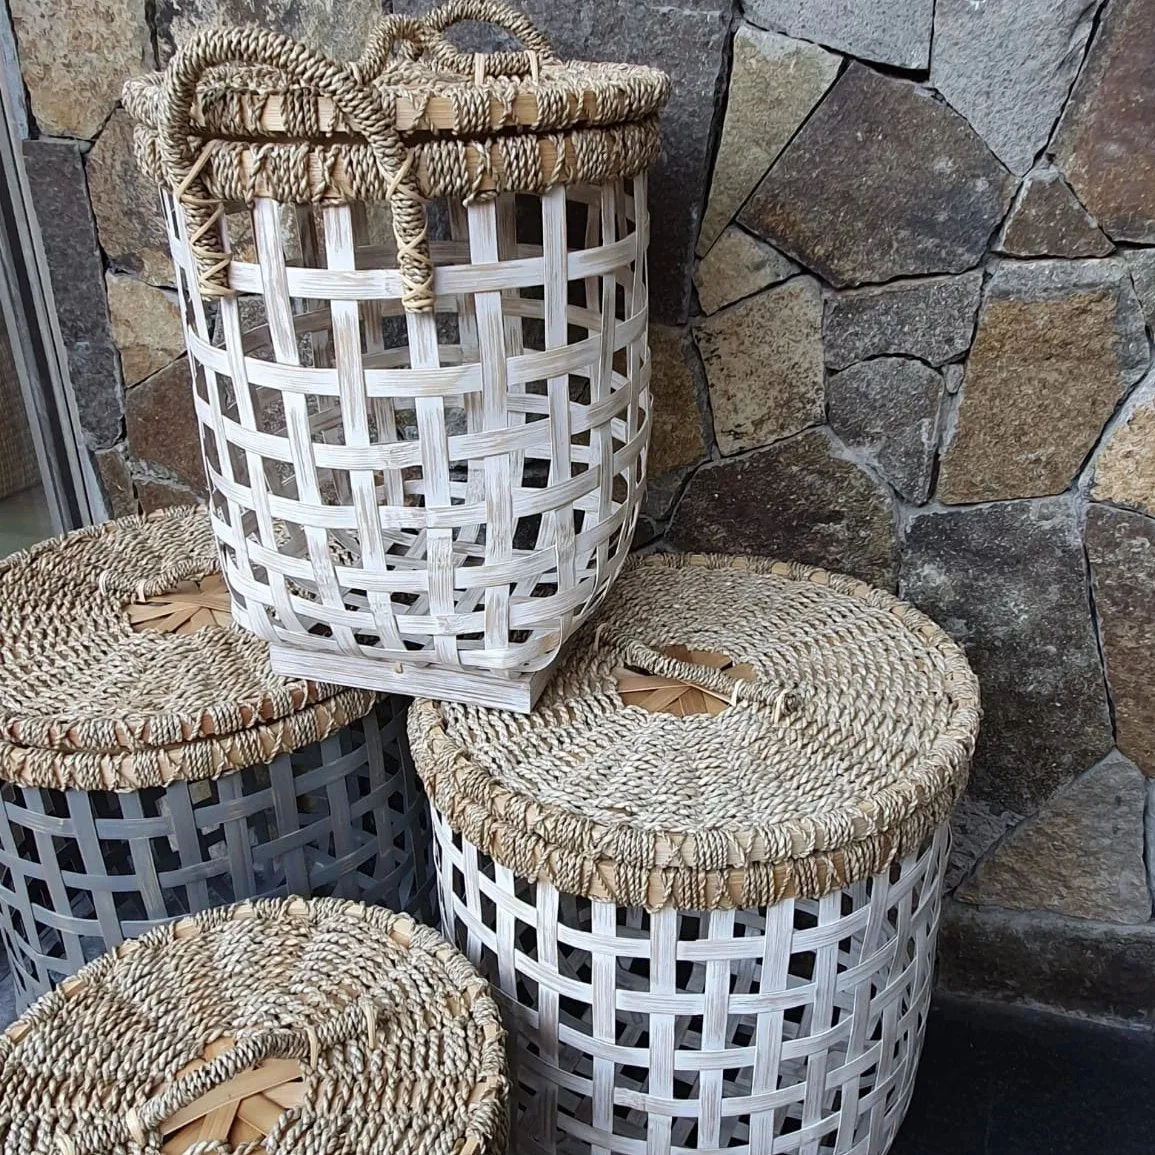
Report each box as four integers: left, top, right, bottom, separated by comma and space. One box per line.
0, 506, 374, 791
125, 0, 668, 310
1, 896, 508, 1155
409, 553, 981, 910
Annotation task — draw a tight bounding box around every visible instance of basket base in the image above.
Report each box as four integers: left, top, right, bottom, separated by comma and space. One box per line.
269, 646, 554, 712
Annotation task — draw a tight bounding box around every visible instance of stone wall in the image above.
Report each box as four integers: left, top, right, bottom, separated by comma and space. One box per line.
4, 0, 1154, 1020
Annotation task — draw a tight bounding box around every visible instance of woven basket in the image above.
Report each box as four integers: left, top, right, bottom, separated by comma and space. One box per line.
411, 553, 981, 1153
0, 508, 433, 1011
0, 897, 508, 1155
123, 0, 670, 712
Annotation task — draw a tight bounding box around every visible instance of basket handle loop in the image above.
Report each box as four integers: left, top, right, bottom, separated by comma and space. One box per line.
414, 0, 558, 79
122, 999, 383, 1148
160, 22, 435, 312
605, 633, 803, 719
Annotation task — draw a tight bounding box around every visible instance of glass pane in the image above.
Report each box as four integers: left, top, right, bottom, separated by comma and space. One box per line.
0, 317, 53, 555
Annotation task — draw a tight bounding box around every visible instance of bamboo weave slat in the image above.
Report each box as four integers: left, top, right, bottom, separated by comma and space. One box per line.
0, 897, 508, 1155
410, 553, 981, 910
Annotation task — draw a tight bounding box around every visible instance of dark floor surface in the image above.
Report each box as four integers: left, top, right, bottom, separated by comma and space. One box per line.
892, 995, 1155, 1155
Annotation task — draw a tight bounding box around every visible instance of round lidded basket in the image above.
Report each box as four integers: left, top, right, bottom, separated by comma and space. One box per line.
122, 0, 671, 713
410, 553, 981, 1155
0, 507, 432, 1012
0, 897, 508, 1155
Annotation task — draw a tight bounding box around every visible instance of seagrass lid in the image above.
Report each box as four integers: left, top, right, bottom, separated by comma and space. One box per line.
0, 507, 374, 791
410, 554, 982, 910
0, 897, 507, 1155
123, 0, 669, 310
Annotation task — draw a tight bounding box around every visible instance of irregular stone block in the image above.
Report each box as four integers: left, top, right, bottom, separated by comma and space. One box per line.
1091, 377, 1155, 518
697, 24, 839, 256
9, 0, 151, 139
94, 447, 138, 520
823, 273, 982, 370
939, 901, 1155, 1021
1124, 248, 1155, 330
694, 226, 797, 316
106, 275, 186, 387
669, 428, 898, 588
931, 0, 1099, 176
1053, 0, 1155, 242
827, 358, 943, 503
125, 357, 206, 496
997, 168, 1113, 258
86, 110, 175, 287
647, 326, 707, 479
155, 0, 383, 65
740, 65, 1015, 287
938, 259, 1148, 503
958, 752, 1151, 924
901, 498, 1112, 812
1085, 503, 1155, 778
744, 0, 932, 69
396, 0, 731, 325
946, 797, 1024, 893
134, 478, 201, 514
22, 141, 123, 449
694, 278, 824, 456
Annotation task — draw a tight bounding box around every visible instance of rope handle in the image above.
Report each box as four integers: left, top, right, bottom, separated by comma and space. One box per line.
120, 1000, 384, 1148
160, 20, 435, 310
601, 629, 803, 719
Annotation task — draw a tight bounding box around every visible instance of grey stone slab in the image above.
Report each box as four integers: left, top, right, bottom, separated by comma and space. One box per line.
1091, 372, 1155, 519
823, 272, 982, 370
938, 901, 1155, 1022
997, 168, 1113, 257
901, 498, 1113, 812
395, 0, 732, 325
21, 141, 123, 449
931, 0, 1100, 176
744, 0, 933, 69
669, 427, 899, 588
1124, 247, 1155, 330
827, 357, 943, 503
695, 226, 798, 315
740, 65, 1015, 287
1053, 0, 1155, 243
946, 796, 1024, 892
957, 751, 1151, 923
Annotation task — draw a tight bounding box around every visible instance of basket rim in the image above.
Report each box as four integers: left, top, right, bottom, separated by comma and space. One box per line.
409, 552, 982, 910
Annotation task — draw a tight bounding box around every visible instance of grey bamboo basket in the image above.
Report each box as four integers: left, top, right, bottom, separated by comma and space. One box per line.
0, 897, 508, 1155
0, 508, 433, 1012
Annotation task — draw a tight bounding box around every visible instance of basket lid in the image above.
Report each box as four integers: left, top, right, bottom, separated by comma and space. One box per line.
0, 897, 507, 1155
410, 554, 981, 910
0, 507, 374, 791
123, 0, 669, 311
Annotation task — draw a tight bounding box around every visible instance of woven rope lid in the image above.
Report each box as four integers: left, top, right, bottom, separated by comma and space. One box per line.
124, 0, 669, 311
0, 506, 374, 791
410, 554, 981, 910
0, 897, 507, 1155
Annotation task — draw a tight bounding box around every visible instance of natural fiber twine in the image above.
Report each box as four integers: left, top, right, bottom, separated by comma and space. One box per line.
0, 506, 374, 792
123, 0, 669, 310
410, 554, 982, 911
0, 896, 508, 1155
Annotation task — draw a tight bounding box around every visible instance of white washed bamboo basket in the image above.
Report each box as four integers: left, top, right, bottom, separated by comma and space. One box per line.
123, 1, 670, 711
410, 554, 982, 1154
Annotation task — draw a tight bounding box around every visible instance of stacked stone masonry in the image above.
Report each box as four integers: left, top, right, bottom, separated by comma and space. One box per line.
4, 0, 1155, 1020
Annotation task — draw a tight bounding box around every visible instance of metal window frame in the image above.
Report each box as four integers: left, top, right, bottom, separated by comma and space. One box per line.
0, 51, 102, 532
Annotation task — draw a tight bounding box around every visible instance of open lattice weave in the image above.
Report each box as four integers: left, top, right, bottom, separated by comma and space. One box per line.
411, 553, 982, 910
0, 506, 374, 790
0, 897, 508, 1155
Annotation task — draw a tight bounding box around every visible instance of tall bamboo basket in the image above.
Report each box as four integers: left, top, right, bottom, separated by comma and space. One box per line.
410, 554, 982, 1155
0, 508, 433, 1013
123, 0, 670, 712
0, 897, 508, 1155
